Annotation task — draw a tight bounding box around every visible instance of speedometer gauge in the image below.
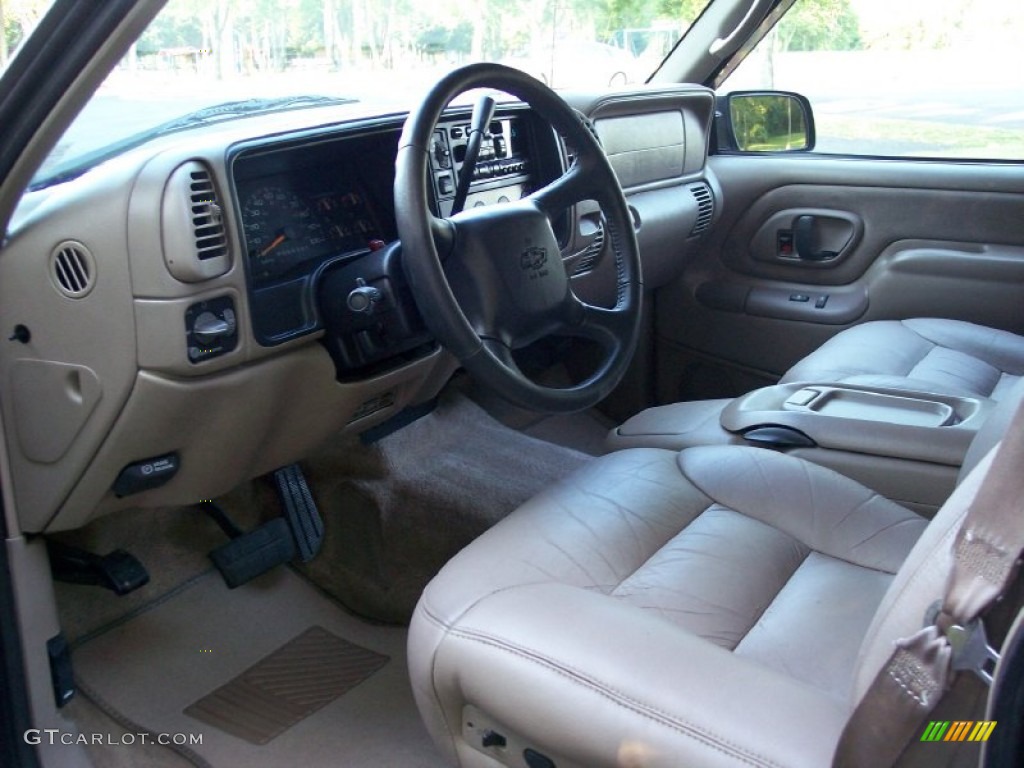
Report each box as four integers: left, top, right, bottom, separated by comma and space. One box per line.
241, 186, 327, 284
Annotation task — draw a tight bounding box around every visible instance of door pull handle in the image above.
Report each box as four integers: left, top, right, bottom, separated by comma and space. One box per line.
794, 215, 838, 261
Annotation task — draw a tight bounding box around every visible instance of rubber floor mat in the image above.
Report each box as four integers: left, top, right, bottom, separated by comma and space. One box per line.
184, 625, 388, 744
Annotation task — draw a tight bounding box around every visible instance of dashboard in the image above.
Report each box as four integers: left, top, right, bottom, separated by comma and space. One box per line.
0, 85, 717, 534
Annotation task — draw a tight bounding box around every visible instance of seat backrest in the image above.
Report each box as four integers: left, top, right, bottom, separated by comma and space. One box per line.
959, 379, 1024, 482
850, 382, 1024, 706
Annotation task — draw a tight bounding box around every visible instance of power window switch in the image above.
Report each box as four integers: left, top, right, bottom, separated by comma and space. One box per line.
789, 293, 810, 303
815, 294, 830, 309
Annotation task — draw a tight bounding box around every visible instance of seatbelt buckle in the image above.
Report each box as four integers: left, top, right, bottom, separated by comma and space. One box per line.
947, 619, 999, 685
924, 600, 1000, 686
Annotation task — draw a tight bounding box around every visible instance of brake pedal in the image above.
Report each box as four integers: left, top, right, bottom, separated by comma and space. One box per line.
47, 540, 150, 596
273, 464, 324, 562
208, 517, 297, 589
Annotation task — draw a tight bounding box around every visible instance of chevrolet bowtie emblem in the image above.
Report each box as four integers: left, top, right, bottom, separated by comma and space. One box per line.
520, 246, 548, 271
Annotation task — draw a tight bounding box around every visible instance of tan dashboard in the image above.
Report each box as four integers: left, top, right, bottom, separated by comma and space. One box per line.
0, 84, 716, 534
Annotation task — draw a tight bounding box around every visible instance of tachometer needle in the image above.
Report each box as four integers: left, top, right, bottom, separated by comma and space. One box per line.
259, 233, 287, 257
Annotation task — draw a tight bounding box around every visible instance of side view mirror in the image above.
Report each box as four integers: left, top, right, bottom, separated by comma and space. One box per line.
715, 91, 815, 153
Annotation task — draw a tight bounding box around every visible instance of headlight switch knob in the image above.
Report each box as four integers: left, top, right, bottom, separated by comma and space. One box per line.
193, 310, 235, 346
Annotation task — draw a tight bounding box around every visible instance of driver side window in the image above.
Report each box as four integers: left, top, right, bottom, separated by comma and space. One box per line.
720, 0, 1024, 160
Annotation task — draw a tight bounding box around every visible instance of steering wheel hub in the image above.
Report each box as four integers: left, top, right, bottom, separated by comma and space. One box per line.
446, 200, 569, 347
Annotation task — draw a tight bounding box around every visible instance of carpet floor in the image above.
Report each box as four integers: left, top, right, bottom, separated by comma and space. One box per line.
55, 388, 598, 766
71, 569, 447, 768
297, 391, 590, 622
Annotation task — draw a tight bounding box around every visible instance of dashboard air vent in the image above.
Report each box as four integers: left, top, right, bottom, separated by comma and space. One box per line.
189, 167, 228, 261
688, 182, 714, 237
162, 160, 232, 282
570, 223, 605, 276
50, 241, 96, 298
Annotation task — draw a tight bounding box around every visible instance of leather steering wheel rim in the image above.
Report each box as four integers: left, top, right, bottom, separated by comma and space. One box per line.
395, 62, 643, 413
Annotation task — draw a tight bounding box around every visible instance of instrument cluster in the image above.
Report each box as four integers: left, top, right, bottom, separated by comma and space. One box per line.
235, 134, 393, 290
231, 108, 558, 347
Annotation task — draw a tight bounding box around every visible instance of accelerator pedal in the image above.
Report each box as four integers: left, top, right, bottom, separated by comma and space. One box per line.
273, 464, 324, 562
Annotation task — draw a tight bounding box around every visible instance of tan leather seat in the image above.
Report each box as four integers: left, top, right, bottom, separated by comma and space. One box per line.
409, 396, 1011, 767
782, 318, 1024, 401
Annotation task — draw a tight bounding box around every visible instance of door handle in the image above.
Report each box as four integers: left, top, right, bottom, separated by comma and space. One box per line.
793, 215, 838, 261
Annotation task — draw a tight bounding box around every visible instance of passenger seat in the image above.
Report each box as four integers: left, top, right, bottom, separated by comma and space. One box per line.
781, 318, 1024, 401
608, 318, 1024, 476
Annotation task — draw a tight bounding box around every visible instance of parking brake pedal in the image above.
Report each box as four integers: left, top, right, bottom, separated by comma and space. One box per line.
273, 464, 324, 562
47, 540, 150, 595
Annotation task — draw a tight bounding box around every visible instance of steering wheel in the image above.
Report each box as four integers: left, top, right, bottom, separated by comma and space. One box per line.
395, 62, 643, 413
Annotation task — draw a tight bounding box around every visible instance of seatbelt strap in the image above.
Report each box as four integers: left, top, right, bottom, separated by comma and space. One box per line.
833, 397, 1024, 768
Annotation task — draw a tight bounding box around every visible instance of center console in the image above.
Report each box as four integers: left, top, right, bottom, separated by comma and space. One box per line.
719, 383, 986, 466
608, 383, 994, 517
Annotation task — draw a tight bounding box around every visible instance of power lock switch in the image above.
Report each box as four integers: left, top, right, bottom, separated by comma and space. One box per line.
777, 230, 795, 258
113, 453, 180, 497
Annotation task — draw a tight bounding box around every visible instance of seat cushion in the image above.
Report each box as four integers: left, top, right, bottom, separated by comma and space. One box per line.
781, 318, 1024, 401
409, 446, 928, 768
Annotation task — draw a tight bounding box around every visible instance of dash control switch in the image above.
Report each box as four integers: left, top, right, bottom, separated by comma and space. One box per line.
186, 295, 238, 363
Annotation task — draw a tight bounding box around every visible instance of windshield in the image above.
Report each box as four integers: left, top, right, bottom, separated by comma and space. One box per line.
16, 0, 710, 189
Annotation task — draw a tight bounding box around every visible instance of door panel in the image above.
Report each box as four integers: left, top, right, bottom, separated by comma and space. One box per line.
655, 154, 1024, 402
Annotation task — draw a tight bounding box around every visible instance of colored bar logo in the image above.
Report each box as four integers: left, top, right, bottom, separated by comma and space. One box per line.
920, 721, 997, 742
